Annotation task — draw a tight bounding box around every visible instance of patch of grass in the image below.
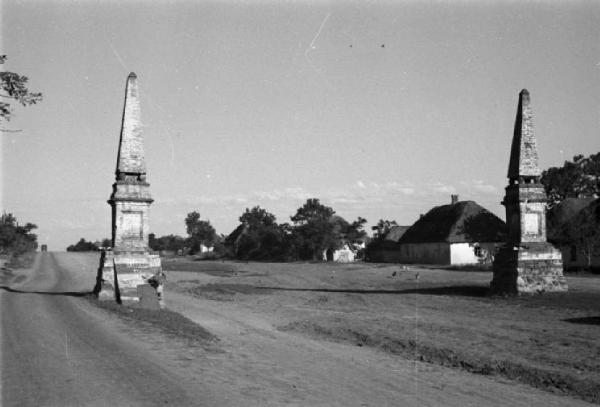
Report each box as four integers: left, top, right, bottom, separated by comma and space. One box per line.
186, 283, 271, 301
278, 320, 600, 404
162, 259, 239, 276
6, 251, 36, 269
0, 267, 15, 285
89, 297, 219, 348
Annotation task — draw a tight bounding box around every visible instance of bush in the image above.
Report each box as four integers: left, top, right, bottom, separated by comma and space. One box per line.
0, 212, 38, 257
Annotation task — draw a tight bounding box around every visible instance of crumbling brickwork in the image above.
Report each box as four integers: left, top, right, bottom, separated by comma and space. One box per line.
95, 73, 163, 304
491, 90, 567, 295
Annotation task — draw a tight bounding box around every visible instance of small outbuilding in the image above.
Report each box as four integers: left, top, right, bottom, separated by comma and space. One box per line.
396, 197, 506, 265
365, 225, 410, 262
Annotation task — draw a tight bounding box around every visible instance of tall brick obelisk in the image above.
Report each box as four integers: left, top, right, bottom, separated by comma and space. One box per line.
95, 73, 162, 303
490, 89, 567, 295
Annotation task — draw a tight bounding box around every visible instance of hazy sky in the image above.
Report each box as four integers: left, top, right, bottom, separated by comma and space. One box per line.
2, 0, 599, 250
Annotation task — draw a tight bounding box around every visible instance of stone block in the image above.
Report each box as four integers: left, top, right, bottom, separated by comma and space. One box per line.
138, 284, 160, 310
491, 243, 567, 295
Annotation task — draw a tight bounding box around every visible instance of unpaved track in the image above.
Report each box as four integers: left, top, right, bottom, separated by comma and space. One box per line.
1, 252, 214, 407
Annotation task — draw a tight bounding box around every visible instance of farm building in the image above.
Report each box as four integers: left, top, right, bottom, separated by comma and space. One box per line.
365, 225, 410, 262
395, 197, 506, 265
323, 241, 366, 263
547, 197, 600, 270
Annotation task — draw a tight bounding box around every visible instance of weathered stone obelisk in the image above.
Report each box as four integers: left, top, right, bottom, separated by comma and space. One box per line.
95, 72, 162, 303
490, 89, 567, 295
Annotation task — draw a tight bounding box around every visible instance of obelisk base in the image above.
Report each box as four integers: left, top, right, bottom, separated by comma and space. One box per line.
94, 250, 116, 300
94, 250, 163, 304
491, 242, 568, 295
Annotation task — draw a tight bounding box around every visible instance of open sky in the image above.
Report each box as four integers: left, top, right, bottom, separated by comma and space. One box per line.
2, 0, 599, 250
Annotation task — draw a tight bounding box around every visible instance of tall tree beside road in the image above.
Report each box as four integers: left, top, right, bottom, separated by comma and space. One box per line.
185, 211, 217, 254
0, 55, 42, 130
0, 212, 38, 256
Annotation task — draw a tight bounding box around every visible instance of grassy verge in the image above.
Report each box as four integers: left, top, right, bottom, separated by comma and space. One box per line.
88, 297, 219, 349
0, 267, 15, 285
6, 251, 36, 269
279, 319, 600, 404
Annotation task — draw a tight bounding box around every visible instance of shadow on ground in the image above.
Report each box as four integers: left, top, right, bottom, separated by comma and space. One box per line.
254, 285, 490, 297
0, 286, 92, 297
563, 316, 600, 326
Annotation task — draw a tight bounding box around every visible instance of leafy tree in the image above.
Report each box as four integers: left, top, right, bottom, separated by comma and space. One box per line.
240, 206, 277, 228
0, 55, 43, 129
290, 198, 335, 225
226, 206, 291, 261
66, 238, 98, 252
541, 153, 600, 207
290, 199, 337, 260
0, 212, 38, 256
185, 211, 217, 254
148, 233, 187, 253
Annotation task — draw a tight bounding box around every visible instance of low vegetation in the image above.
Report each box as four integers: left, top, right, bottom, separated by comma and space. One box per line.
0, 212, 38, 267
90, 297, 218, 348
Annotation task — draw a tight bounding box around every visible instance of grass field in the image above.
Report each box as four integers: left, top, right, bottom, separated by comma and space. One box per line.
162, 258, 600, 404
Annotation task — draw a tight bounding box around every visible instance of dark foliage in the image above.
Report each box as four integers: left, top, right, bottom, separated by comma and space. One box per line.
541, 152, 600, 208
0, 212, 38, 256
370, 219, 398, 240
149, 233, 187, 253
66, 238, 99, 252
226, 206, 294, 261
225, 201, 367, 262
0, 55, 43, 126
185, 211, 217, 254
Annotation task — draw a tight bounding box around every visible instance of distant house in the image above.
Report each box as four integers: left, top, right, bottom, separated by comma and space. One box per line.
365, 225, 410, 262
547, 197, 600, 270
324, 244, 356, 263
321, 215, 368, 263
396, 197, 506, 265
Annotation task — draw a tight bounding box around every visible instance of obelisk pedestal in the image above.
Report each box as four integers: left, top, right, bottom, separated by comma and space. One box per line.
490, 89, 567, 295
95, 72, 163, 305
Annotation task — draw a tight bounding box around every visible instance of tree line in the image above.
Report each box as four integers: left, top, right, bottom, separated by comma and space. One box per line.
150, 198, 367, 262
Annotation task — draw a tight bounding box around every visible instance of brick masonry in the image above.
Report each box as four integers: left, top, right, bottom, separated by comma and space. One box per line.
491, 90, 567, 295
95, 73, 163, 304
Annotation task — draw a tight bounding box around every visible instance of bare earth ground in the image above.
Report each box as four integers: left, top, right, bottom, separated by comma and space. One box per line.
163, 258, 600, 406
2, 253, 598, 406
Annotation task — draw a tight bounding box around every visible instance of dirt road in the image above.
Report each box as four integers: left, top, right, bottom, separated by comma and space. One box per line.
1, 253, 595, 406
0, 252, 216, 407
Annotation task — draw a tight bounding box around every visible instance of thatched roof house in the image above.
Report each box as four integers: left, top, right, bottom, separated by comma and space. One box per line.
400, 200, 505, 245
367, 197, 506, 265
